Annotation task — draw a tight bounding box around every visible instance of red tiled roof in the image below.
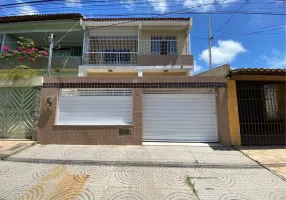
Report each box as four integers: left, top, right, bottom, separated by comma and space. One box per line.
230, 68, 286, 76
83, 17, 190, 21
0, 13, 82, 23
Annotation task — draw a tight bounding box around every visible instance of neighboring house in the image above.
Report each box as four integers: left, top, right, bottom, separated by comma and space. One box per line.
79, 17, 194, 76
1, 14, 194, 77
0, 13, 83, 76
198, 66, 286, 145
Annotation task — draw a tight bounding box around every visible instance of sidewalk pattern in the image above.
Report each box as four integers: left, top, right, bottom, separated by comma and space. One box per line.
0, 145, 285, 199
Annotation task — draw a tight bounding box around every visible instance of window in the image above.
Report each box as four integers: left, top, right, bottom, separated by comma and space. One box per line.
53, 46, 82, 57
151, 36, 177, 55
264, 84, 278, 120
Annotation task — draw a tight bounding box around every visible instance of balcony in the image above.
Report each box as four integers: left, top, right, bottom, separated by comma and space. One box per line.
82, 37, 193, 67
83, 52, 137, 65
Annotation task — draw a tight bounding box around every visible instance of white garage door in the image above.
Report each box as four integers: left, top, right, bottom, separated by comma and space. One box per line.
57, 89, 132, 125
143, 89, 218, 142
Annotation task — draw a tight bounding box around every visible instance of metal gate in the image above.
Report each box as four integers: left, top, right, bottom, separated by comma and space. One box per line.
0, 87, 40, 139
236, 81, 286, 145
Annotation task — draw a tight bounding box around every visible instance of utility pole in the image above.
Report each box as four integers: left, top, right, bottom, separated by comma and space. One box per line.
208, 17, 213, 76
47, 33, 54, 77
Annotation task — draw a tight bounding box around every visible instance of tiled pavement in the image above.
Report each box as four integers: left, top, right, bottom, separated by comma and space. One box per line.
0, 144, 285, 200
237, 146, 286, 179
0, 140, 35, 160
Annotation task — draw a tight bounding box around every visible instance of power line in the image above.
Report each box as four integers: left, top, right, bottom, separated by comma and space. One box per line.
54, 21, 80, 44
0, 0, 282, 8
213, 0, 249, 37
215, 27, 285, 38
53, 0, 231, 39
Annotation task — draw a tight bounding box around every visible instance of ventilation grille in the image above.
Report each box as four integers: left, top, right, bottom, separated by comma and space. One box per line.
60, 88, 132, 96
144, 89, 214, 94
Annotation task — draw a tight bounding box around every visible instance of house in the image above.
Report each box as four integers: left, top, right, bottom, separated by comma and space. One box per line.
79, 17, 194, 77
197, 66, 286, 145
0, 13, 83, 76
1, 14, 194, 77
0, 14, 232, 146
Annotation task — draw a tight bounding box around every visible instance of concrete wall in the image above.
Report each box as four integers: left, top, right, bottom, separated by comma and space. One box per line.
196, 64, 230, 76
140, 29, 188, 55
137, 55, 193, 66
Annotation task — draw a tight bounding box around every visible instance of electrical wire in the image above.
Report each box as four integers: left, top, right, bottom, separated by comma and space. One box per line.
0, 0, 283, 8
53, 0, 231, 39
215, 27, 285, 38
54, 21, 80, 44
213, 0, 249, 37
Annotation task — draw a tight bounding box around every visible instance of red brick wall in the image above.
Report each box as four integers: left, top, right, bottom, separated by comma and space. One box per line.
38, 88, 142, 145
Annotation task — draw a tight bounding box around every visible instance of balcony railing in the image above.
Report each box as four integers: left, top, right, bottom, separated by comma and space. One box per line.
82, 38, 189, 65
82, 52, 137, 65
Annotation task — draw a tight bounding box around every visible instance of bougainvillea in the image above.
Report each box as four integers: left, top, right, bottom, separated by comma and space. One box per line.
0, 37, 48, 61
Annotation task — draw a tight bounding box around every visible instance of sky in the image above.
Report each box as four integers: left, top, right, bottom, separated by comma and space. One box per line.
0, 0, 285, 73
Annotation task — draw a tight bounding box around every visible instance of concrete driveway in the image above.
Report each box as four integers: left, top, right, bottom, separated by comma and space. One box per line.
0, 144, 285, 200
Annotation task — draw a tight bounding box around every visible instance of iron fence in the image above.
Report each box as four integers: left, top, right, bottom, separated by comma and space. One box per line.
236, 81, 286, 145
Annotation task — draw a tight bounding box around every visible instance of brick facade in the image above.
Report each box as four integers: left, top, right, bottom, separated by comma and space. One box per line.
38, 77, 231, 146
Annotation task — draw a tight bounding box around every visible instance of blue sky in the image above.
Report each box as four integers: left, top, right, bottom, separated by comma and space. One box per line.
1, 0, 285, 73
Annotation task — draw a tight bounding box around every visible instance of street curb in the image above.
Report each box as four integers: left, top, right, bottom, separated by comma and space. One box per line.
0, 142, 36, 160
232, 146, 286, 182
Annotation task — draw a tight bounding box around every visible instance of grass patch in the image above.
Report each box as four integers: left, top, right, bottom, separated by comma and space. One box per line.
185, 175, 200, 199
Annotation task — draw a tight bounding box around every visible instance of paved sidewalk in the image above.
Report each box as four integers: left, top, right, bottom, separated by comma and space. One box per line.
0, 144, 285, 200
0, 140, 35, 160
237, 146, 286, 179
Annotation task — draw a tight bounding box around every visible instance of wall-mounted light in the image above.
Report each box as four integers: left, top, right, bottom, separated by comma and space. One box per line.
108, 69, 113, 72
45, 96, 54, 111
163, 70, 169, 73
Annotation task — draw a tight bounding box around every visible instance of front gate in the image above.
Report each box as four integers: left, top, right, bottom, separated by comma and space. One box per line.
236, 81, 286, 145
0, 87, 40, 139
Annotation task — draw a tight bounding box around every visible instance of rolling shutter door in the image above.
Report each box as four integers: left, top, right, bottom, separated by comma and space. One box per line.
57, 89, 132, 125
143, 89, 218, 142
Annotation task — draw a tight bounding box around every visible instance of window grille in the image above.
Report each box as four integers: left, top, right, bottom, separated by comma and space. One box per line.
60, 89, 132, 96
236, 81, 285, 145
264, 84, 278, 120
53, 46, 82, 57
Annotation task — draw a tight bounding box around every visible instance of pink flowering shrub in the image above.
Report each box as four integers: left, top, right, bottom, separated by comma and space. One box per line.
0, 37, 48, 62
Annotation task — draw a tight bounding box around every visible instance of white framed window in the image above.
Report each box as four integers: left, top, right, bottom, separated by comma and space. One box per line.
151, 36, 177, 55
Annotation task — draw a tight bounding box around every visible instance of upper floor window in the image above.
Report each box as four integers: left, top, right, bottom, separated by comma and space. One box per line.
151, 36, 177, 55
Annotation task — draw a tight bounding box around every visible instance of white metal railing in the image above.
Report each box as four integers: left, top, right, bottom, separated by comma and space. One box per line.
82, 52, 137, 65
83, 38, 188, 65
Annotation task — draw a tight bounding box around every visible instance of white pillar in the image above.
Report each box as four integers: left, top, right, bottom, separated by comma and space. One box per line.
138, 69, 143, 77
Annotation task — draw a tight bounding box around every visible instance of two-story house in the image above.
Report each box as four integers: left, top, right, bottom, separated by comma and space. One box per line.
79, 17, 194, 77
1, 14, 194, 76
0, 13, 83, 76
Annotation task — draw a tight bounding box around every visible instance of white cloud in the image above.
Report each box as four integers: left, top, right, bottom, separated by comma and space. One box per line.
120, 0, 167, 13
199, 40, 246, 65
194, 61, 204, 74
65, 0, 82, 7
147, 0, 167, 13
16, 0, 38, 15
260, 49, 286, 69
183, 0, 239, 11
249, 14, 264, 27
